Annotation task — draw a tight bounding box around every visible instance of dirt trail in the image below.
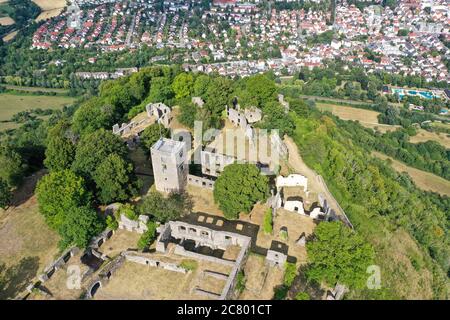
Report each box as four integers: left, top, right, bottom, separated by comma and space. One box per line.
283, 137, 352, 227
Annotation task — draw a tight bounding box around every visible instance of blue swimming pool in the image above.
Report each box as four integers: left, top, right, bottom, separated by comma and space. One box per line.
417, 91, 434, 99
391, 88, 437, 100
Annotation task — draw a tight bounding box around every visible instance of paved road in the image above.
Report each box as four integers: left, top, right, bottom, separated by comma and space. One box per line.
125, 13, 137, 47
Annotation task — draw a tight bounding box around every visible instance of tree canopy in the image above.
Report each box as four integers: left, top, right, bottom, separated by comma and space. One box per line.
72, 129, 129, 182
138, 191, 192, 223
58, 206, 104, 249
213, 163, 269, 219
204, 76, 233, 117
243, 74, 277, 109
0, 150, 26, 187
140, 123, 170, 153
44, 120, 76, 171
0, 179, 11, 210
306, 222, 375, 289
36, 170, 91, 230
93, 154, 139, 204
72, 98, 119, 135
193, 74, 211, 98
172, 72, 194, 99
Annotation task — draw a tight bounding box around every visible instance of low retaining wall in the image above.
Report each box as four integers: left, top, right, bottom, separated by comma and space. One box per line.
194, 287, 221, 299
203, 270, 229, 281
123, 252, 187, 274
89, 229, 114, 250
38, 247, 79, 283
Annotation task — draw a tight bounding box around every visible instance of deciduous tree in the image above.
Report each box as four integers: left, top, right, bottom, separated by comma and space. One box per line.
0, 179, 11, 210
306, 221, 375, 289
139, 191, 192, 223
140, 123, 170, 153
93, 154, 138, 204
44, 120, 76, 171
72, 129, 128, 182
172, 73, 194, 99
58, 206, 104, 249
36, 170, 91, 230
213, 164, 269, 219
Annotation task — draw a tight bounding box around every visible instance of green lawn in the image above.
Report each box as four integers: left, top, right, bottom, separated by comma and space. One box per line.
3, 85, 70, 94
0, 93, 76, 130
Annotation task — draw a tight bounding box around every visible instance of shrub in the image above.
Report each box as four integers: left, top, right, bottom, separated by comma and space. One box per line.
263, 209, 273, 234
273, 285, 288, 300
295, 292, 310, 300
105, 215, 119, 231
180, 260, 198, 271
236, 270, 246, 293
284, 262, 297, 287
137, 221, 157, 250
119, 203, 138, 220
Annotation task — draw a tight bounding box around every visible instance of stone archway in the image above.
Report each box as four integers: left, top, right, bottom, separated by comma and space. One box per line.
88, 281, 101, 298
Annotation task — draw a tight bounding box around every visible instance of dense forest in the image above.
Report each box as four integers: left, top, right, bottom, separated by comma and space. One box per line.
290, 101, 448, 299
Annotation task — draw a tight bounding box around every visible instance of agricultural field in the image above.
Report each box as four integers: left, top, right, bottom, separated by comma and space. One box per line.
372, 151, 450, 197
0, 93, 76, 131
0, 16, 14, 25
317, 102, 400, 133
0, 1, 13, 25
409, 129, 450, 149
33, 0, 67, 22
0, 170, 60, 300
2, 29, 17, 42
431, 121, 450, 132
32, 0, 66, 11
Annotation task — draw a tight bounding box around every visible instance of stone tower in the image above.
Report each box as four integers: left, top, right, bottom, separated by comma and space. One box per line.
151, 138, 188, 193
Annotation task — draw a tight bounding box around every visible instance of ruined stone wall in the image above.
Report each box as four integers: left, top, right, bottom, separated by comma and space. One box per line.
226, 106, 248, 129
123, 252, 188, 274
201, 149, 235, 177
173, 245, 235, 267
155, 221, 252, 300
220, 238, 251, 300
118, 214, 149, 234
146, 102, 171, 127
187, 174, 215, 190
168, 221, 250, 250
276, 174, 308, 191
85, 255, 126, 299
38, 247, 80, 283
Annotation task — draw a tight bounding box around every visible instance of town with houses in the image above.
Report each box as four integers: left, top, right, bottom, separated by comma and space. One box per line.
30, 0, 450, 83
